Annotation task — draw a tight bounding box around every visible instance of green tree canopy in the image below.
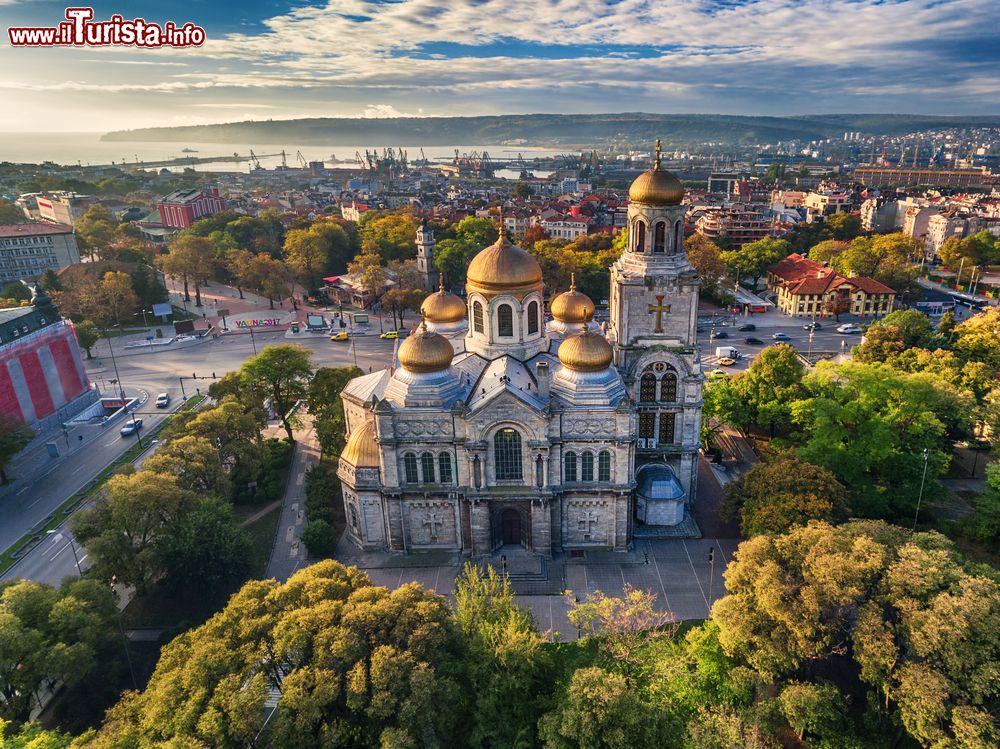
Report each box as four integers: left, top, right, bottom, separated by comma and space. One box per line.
239, 345, 313, 442
721, 237, 790, 290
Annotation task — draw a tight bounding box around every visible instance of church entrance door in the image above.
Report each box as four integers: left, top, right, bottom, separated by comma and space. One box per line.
501, 509, 521, 546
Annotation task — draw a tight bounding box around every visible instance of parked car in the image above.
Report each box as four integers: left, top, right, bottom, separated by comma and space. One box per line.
737, 323, 756, 332
120, 418, 143, 437
836, 324, 862, 334
379, 330, 400, 340
744, 337, 763, 345
712, 330, 729, 339
803, 321, 823, 331
717, 357, 737, 366
154, 393, 170, 408
772, 332, 791, 340
330, 331, 350, 341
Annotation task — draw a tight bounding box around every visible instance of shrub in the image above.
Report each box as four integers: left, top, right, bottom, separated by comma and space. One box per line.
301, 519, 337, 557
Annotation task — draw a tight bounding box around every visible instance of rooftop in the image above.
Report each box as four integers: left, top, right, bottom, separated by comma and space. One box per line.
0, 222, 74, 238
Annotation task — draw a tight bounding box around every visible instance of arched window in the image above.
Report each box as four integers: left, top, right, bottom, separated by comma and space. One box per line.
639, 372, 657, 402
653, 222, 666, 253
635, 221, 646, 252
536, 455, 544, 488
659, 413, 676, 445
581, 452, 594, 482
494, 428, 522, 480
473, 301, 484, 333
639, 412, 655, 439
659, 369, 678, 402
421, 452, 436, 483
349, 504, 359, 530
564, 451, 577, 482
675, 220, 683, 253
527, 300, 539, 334
598, 451, 611, 482
403, 452, 418, 484
497, 304, 514, 337
438, 452, 453, 484
473, 455, 482, 489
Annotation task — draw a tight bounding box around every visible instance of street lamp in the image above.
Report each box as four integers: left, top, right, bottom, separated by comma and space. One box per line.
46, 530, 82, 576
140, 308, 150, 328
913, 447, 930, 530
808, 326, 815, 359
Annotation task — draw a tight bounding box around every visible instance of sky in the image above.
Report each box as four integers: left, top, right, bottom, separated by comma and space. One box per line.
0, 0, 998, 133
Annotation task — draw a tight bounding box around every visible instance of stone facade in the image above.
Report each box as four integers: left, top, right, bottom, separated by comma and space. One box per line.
339, 155, 703, 557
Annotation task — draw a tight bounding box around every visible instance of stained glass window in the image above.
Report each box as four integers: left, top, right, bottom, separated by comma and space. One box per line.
494, 428, 522, 480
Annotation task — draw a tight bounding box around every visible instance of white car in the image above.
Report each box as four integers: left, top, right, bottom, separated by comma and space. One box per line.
120, 418, 143, 437
155, 393, 170, 408
836, 324, 861, 334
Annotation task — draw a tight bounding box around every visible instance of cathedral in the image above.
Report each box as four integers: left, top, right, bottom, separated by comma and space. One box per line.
338, 143, 703, 555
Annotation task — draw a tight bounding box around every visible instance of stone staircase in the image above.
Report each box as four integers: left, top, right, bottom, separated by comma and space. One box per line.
478, 549, 567, 595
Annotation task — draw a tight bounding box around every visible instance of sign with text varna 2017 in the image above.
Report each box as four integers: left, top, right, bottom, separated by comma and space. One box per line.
234, 318, 281, 328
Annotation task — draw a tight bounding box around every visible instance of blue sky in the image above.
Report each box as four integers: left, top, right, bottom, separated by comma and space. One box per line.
0, 0, 998, 132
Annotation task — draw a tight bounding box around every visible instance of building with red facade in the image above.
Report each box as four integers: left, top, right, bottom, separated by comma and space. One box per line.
0, 288, 94, 429
157, 188, 227, 229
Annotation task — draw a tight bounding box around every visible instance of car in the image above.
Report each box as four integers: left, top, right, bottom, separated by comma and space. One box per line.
717, 357, 737, 366
771, 332, 791, 340
803, 321, 823, 331
708, 369, 730, 379
744, 336, 763, 345
737, 323, 756, 332
154, 393, 170, 408
836, 324, 862, 334
330, 331, 350, 341
120, 418, 143, 437
711, 330, 729, 339
380, 330, 400, 340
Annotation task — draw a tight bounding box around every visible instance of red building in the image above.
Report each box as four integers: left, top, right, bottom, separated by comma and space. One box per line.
0, 289, 92, 427
157, 188, 227, 229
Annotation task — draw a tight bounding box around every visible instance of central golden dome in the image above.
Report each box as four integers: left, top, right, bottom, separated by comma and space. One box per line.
397, 324, 455, 373
628, 138, 684, 206
550, 274, 594, 324
341, 420, 379, 468
421, 279, 466, 323
558, 330, 614, 372
467, 226, 542, 294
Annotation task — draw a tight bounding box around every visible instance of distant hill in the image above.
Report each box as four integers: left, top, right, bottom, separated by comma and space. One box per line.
101, 113, 1000, 148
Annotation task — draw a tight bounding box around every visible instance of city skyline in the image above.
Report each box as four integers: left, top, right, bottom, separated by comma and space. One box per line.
1, 0, 999, 133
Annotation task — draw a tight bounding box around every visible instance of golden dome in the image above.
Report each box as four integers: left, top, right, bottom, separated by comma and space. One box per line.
341, 421, 379, 468
421, 279, 466, 323
466, 225, 542, 294
558, 329, 613, 372
550, 274, 594, 324
397, 324, 454, 373
628, 138, 684, 206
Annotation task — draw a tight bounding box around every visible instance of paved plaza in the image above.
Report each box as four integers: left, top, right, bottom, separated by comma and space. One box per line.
336, 537, 740, 640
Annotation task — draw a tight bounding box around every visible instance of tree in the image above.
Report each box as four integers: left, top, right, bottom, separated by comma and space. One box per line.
938, 230, 1000, 270
721, 237, 790, 290
90, 271, 138, 329
0, 416, 33, 485
224, 247, 255, 299
143, 435, 231, 497
358, 211, 417, 262
283, 227, 329, 292
568, 584, 676, 684
0, 283, 30, 303
300, 519, 337, 557
808, 239, 850, 265
721, 453, 850, 536
347, 250, 387, 301
789, 361, 968, 520
158, 496, 251, 594
0, 578, 117, 722
71, 471, 197, 593
778, 682, 846, 741
512, 183, 533, 199
454, 564, 551, 749
79, 562, 466, 749
713, 521, 999, 749
952, 306, 1000, 370
250, 253, 291, 309
73, 320, 100, 360
519, 224, 549, 249
157, 235, 215, 306
74, 206, 117, 261
538, 667, 679, 749
239, 345, 313, 442
853, 309, 934, 363
824, 211, 862, 241
0, 199, 25, 224
0, 719, 73, 748
684, 234, 727, 293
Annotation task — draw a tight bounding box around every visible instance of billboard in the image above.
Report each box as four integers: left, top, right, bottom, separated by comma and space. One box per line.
174, 320, 195, 334
306, 314, 325, 329
152, 302, 173, 317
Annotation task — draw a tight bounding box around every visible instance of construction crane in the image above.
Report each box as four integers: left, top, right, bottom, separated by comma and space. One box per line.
296, 150, 307, 168
280, 149, 288, 169
248, 149, 263, 171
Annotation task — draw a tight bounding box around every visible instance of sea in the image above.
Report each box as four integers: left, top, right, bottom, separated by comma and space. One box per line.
0, 132, 563, 177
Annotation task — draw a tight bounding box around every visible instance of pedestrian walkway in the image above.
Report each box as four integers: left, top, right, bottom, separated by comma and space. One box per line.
264, 418, 320, 582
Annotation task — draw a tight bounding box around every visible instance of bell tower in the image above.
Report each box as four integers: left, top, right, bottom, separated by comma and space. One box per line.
416, 218, 436, 291
609, 139, 703, 515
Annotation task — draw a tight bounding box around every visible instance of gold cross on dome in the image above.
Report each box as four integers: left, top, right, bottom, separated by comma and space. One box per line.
654, 138, 662, 170
648, 294, 671, 333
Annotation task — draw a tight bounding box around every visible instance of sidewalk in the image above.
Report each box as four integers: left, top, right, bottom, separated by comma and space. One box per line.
264, 418, 320, 582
